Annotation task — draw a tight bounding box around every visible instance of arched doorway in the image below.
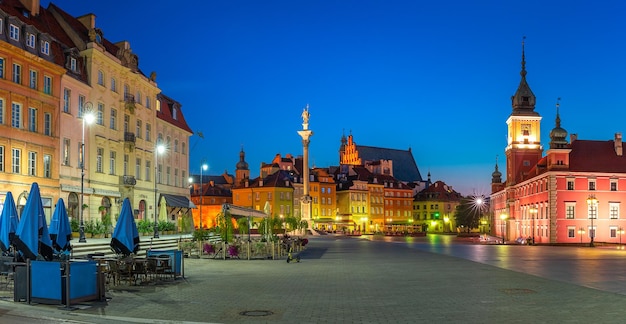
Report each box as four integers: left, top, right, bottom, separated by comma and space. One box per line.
67, 192, 79, 220
138, 200, 146, 220
100, 197, 111, 220
17, 191, 28, 219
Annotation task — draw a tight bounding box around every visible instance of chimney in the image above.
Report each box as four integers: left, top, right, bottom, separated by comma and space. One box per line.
259, 179, 263, 186
19, 0, 40, 16
570, 134, 578, 143
615, 133, 623, 156
77, 13, 97, 29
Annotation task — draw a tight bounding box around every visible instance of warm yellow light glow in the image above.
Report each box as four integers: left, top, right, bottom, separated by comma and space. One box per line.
84, 112, 95, 125
500, 213, 508, 220
444, 216, 449, 223
431, 221, 437, 227
156, 143, 166, 154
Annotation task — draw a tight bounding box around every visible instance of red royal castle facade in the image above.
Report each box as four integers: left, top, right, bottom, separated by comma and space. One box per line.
490, 41, 626, 245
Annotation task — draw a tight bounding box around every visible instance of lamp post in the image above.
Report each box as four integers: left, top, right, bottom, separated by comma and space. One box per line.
529, 206, 538, 245
578, 227, 585, 244
79, 109, 95, 243
619, 227, 624, 246
500, 213, 508, 244
587, 194, 598, 247
154, 142, 165, 238
199, 163, 208, 229
475, 197, 484, 233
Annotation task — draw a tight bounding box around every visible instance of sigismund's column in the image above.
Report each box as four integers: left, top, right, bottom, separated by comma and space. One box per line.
297, 105, 313, 228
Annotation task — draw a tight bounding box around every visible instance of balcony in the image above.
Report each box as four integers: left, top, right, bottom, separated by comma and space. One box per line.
124, 94, 136, 113
124, 132, 136, 143
122, 175, 136, 186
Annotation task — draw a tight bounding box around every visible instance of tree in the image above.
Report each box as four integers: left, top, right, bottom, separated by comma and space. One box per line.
454, 195, 487, 233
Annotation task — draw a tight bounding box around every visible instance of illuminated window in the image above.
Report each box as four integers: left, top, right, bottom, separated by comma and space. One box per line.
567, 226, 575, 238
588, 180, 596, 191
610, 203, 619, 219
565, 202, 575, 219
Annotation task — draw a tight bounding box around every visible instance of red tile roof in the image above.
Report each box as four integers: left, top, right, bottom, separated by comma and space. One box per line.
157, 93, 193, 133
569, 140, 626, 172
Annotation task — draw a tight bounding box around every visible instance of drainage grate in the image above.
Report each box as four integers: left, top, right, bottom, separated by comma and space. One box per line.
240, 310, 274, 317
501, 288, 537, 295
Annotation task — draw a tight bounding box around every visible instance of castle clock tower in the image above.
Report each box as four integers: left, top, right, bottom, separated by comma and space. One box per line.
505, 38, 543, 185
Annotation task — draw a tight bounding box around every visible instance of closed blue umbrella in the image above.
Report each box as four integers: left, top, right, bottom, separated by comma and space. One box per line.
49, 198, 72, 253
13, 183, 54, 261
110, 198, 139, 256
0, 192, 19, 252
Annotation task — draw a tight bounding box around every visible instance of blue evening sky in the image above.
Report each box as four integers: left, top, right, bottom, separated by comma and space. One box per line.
43, 1, 626, 196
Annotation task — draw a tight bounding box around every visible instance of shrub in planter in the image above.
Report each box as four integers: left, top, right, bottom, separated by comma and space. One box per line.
70, 218, 80, 232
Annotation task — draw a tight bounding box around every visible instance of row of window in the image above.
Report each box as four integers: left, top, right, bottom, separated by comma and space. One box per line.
0, 146, 51, 177
566, 178, 618, 191
1, 20, 51, 55
519, 177, 620, 196
0, 99, 52, 135
564, 202, 619, 219
95, 70, 153, 109
522, 202, 620, 220
566, 226, 624, 239
0, 58, 53, 94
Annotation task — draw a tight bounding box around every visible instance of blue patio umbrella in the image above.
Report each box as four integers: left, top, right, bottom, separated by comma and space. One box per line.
110, 198, 140, 256
13, 183, 54, 261
49, 198, 72, 253
0, 192, 19, 252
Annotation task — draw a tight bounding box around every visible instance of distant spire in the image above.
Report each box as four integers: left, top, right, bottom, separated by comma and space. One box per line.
549, 97, 568, 149
555, 97, 561, 127
492, 155, 502, 184
520, 36, 527, 78
511, 36, 537, 114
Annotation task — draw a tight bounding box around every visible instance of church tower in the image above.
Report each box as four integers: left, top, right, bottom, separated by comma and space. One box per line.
235, 146, 249, 185
505, 38, 543, 185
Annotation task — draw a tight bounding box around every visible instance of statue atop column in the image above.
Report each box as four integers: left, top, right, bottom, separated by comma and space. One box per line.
301, 104, 310, 130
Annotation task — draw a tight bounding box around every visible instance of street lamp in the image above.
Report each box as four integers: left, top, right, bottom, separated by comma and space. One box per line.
529, 206, 538, 245
586, 194, 598, 247
578, 227, 585, 244
154, 142, 165, 238
79, 109, 95, 243
500, 213, 508, 244
619, 227, 624, 246
199, 163, 208, 229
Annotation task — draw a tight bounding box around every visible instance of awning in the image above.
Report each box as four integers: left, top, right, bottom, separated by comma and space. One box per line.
222, 204, 267, 218
160, 194, 196, 208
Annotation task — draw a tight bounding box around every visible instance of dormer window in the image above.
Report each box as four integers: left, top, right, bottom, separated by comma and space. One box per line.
40, 40, 50, 55
9, 24, 19, 41
26, 33, 35, 48
70, 57, 77, 72
523, 96, 529, 102
172, 107, 178, 120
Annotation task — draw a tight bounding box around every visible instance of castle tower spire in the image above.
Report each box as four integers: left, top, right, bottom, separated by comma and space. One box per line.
505, 37, 543, 185
511, 36, 538, 115
549, 98, 568, 149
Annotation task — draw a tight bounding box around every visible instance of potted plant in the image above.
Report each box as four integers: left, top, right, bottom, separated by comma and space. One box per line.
137, 219, 153, 236
71, 218, 80, 238
102, 213, 112, 238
